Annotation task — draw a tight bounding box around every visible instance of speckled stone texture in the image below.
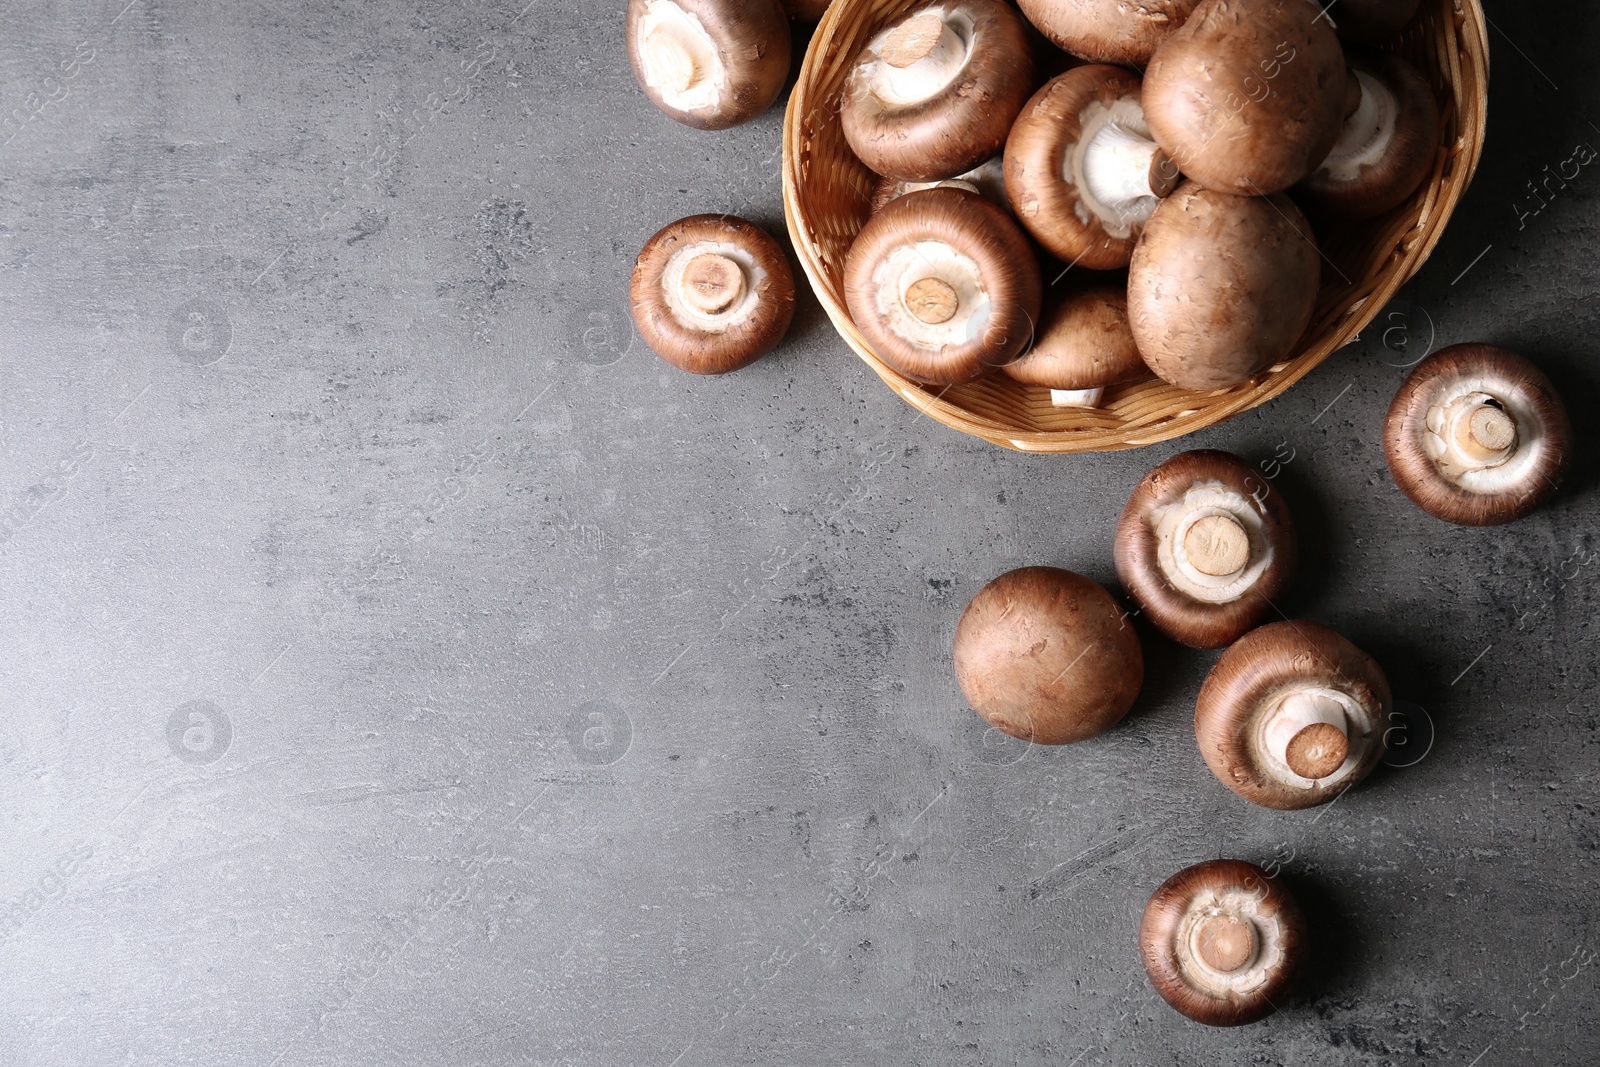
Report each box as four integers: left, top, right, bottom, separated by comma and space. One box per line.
1, 1, 1597, 1064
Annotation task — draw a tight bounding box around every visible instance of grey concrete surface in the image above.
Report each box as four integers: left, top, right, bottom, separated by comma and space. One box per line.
1, 1, 1597, 1064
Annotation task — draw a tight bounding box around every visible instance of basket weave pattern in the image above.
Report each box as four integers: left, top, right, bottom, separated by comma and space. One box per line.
782, 0, 1490, 453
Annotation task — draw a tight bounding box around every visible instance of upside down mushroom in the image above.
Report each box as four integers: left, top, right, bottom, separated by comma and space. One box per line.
844, 187, 1041, 385
630, 214, 796, 374
626, 0, 792, 130
1141, 859, 1308, 1026
1384, 344, 1573, 526
1114, 450, 1296, 649
952, 566, 1143, 745
1195, 621, 1390, 810
841, 0, 1036, 181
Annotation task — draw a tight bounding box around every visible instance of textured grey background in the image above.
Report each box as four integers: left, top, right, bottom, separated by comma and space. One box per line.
1, 1, 1597, 1064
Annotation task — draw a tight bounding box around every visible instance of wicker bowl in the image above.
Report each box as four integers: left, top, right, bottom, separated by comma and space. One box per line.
782, 0, 1489, 453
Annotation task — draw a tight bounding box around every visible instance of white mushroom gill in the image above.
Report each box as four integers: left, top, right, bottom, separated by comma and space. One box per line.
1073, 98, 1169, 238
872, 240, 992, 349
1174, 886, 1285, 997
638, 1, 726, 114
1151, 481, 1273, 604
886, 157, 1007, 208
1421, 373, 1547, 492
1319, 70, 1400, 183
1251, 685, 1368, 791
870, 9, 975, 107
661, 240, 764, 332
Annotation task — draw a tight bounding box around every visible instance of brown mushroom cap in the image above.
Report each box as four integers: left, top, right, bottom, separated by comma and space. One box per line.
1332, 0, 1423, 44
1384, 344, 1573, 526
1001, 284, 1148, 398
1114, 450, 1296, 649
1140, 859, 1307, 1027
1005, 65, 1178, 271
870, 156, 1008, 214
1143, 0, 1346, 196
1017, 0, 1201, 66
626, 0, 792, 131
1296, 49, 1438, 219
952, 566, 1143, 745
781, 0, 833, 21
844, 187, 1042, 385
841, 0, 1037, 181
1128, 183, 1320, 391
1195, 620, 1390, 810
630, 214, 796, 375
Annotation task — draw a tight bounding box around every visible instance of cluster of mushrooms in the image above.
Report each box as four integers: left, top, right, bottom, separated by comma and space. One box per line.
622, 0, 1576, 1031
954, 368, 1571, 1024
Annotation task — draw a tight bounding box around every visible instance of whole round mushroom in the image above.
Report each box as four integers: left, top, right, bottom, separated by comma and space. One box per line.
1331, 0, 1423, 44
1115, 450, 1296, 649
630, 214, 796, 374
1296, 50, 1438, 219
626, 0, 792, 130
1384, 344, 1573, 526
953, 566, 1144, 745
844, 187, 1042, 385
1141, 859, 1308, 1026
871, 156, 1008, 214
1016, 0, 1201, 66
1143, 0, 1347, 195
841, 0, 1036, 181
1195, 620, 1390, 810
1128, 182, 1321, 391
1001, 284, 1150, 407
1005, 65, 1179, 271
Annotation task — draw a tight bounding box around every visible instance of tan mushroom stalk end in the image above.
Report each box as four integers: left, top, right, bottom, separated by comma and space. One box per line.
1261, 689, 1353, 781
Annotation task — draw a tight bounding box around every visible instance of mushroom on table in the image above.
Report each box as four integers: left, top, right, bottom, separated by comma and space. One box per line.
1114, 450, 1296, 649
952, 566, 1143, 745
626, 0, 791, 130
844, 187, 1041, 385
1297, 49, 1439, 219
1384, 344, 1573, 526
1195, 621, 1390, 810
1005, 65, 1179, 271
841, 0, 1036, 181
630, 214, 796, 375
1141, 859, 1308, 1026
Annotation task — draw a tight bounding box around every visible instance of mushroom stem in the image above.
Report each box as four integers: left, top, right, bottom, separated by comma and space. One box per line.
648, 30, 698, 93
1081, 123, 1178, 225
1194, 914, 1259, 975
882, 11, 950, 68
1264, 690, 1350, 781
904, 276, 960, 325
637, 3, 723, 111
681, 253, 747, 315
1182, 514, 1250, 578
875, 13, 970, 105
1050, 387, 1105, 408
1319, 71, 1399, 181
1442, 393, 1518, 467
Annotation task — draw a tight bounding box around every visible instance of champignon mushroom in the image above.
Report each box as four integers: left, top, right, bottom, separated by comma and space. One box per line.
871, 156, 1008, 214
1001, 284, 1149, 406
1128, 182, 1320, 391
1195, 620, 1390, 810
630, 214, 796, 374
1140, 859, 1307, 1026
952, 566, 1143, 745
626, 0, 791, 130
844, 187, 1042, 385
1114, 450, 1296, 648
1385, 344, 1573, 526
782, 0, 832, 20
1005, 65, 1179, 270
1296, 50, 1438, 219
1330, 0, 1423, 44
841, 0, 1036, 181
1016, 0, 1201, 66
1143, 0, 1346, 195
